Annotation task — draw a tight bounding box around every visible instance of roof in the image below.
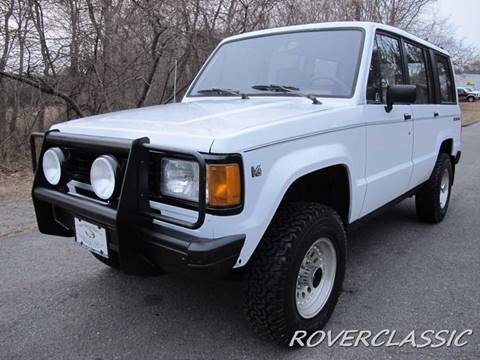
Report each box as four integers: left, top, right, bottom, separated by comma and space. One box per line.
222, 21, 450, 56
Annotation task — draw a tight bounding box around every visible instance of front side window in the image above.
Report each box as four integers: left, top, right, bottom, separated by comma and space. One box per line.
405, 42, 430, 104
435, 55, 455, 103
367, 33, 404, 103
189, 30, 364, 98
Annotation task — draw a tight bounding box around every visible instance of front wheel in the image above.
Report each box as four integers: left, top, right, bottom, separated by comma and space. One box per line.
415, 153, 453, 223
467, 96, 475, 102
243, 202, 346, 345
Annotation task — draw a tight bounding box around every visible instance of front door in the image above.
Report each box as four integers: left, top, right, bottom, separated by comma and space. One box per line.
362, 32, 414, 216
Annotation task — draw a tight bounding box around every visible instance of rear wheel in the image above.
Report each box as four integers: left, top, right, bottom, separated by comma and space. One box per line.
467, 96, 475, 102
243, 202, 346, 345
415, 153, 453, 223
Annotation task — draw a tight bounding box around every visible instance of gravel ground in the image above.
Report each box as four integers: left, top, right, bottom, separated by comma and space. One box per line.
0, 124, 479, 360
0, 200, 36, 238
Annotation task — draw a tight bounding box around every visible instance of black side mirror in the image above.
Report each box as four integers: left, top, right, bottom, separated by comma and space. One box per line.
385, 85, 417, 112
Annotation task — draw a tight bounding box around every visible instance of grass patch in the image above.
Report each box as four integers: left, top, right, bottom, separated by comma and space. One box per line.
461, 102, 480, 126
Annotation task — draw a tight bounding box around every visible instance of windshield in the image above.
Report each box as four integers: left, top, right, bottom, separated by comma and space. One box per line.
189, 29, 364, 98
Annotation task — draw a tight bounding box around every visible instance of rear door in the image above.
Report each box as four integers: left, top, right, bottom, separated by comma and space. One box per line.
409, 51, 458, 187
362, 32, 414, 216
403, 41, 438, 188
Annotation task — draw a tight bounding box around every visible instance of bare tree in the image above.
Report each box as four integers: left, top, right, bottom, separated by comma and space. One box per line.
0, 0, 476, 162
0, 0, 15, 143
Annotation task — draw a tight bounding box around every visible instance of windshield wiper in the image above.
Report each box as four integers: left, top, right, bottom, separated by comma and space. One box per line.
252, 84, 321, 104
196, 88, 249, 99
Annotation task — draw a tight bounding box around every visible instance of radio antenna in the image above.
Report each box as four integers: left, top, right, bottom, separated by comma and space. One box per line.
173, 59, 177, 103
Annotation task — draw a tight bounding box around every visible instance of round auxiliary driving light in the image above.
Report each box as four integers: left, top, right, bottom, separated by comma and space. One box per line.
42, 147, 65, 185
90, 155, 119, 200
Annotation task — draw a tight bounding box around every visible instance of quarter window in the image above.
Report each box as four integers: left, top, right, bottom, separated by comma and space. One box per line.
435, 55, 455, 103
405, 42, 430, 104
367, 33, 404, 103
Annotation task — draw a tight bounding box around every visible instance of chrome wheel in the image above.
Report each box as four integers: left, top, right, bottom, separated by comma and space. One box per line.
439, 169, 450, 209
295, 237, 337, 319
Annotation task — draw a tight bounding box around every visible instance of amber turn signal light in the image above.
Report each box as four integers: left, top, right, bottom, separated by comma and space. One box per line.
207, 163, 241, 207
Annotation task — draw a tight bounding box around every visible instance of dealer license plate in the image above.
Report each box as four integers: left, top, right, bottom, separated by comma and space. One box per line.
74, 218, 109, 258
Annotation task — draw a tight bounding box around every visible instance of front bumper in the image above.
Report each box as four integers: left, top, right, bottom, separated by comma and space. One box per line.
31, 131, 244, 275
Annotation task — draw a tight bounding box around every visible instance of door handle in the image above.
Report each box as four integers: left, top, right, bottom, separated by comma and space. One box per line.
404, 113, 412, 121
434, 112, 439, 118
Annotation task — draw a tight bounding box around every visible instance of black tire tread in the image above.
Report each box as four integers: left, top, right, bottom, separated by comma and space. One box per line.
416, 153, 452, 223
243, 202, 346, 345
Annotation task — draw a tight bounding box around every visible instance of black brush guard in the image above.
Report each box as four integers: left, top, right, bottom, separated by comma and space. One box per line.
30, 131, 244, 275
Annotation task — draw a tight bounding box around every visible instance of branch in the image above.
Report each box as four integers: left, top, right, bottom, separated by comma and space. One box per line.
163, 80, 192, 104
136, 55, 161, 108
0, 71, 85, 117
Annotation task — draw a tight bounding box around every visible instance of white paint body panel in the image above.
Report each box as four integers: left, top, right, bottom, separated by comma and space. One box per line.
51, 22, 461, 268
361, 104, 414, 216
409, 104, 461, 187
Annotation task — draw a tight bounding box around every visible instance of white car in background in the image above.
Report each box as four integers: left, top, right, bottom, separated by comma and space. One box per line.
31, 22, 462, 345
457, 86, 480, 102
466, 87, 480, 98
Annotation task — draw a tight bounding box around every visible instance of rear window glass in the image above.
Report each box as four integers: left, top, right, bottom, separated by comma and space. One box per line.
405, 42, 431, 104
435, 55, 455, 103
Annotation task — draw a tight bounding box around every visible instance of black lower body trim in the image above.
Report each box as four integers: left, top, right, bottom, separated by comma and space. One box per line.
454, 151, 461, 164
33, 187, 244, 276
140, 225, 245, 276
348, 183, 424, 231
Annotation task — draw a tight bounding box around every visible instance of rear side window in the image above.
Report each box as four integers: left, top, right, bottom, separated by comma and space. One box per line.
404, 42, 431, 104
367, 33, 404, 103
435, 55, 455, 103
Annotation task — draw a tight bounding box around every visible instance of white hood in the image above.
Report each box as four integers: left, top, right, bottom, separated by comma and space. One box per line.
52, 98, 347, 153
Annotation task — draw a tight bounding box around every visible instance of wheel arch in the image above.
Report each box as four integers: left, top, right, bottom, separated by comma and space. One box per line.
280, 164, 351, 225
439, 138, 453, 156
237, 155, 355, 268
234, 134, 365, 269
438, 138, 456, 183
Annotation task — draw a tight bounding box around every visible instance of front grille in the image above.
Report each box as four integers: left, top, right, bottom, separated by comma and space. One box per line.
57, 147, 128, 206
64, 148, 128, 185
32, 131, 207, 229
66, 149, 97, 183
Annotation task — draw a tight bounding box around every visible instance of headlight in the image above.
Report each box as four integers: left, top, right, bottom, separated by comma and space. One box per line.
161, 158, 199, 202
160, 157, 242, 207
42, 147, 65, 185
90, 155, 118, 200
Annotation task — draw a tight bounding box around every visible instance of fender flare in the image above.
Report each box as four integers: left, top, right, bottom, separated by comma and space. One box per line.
236, 143, 356, 266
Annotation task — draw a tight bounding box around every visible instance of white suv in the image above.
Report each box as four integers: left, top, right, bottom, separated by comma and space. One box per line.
31, 22, 461, 345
